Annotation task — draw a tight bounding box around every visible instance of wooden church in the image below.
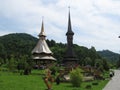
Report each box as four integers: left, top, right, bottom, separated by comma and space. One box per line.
31, 20, 56, 68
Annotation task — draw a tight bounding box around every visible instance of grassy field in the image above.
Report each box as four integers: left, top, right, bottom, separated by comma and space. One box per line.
0, 70, 109, 90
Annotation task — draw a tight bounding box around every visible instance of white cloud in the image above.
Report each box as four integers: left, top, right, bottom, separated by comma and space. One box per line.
0, 0, 120, 53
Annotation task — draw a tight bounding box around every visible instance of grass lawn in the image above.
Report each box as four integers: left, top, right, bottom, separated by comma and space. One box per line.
0, 70, 109, 90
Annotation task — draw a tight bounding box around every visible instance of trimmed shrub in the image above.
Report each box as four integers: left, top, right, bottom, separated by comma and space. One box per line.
92, 82, 98, 85
70, 68, 83, 87
85, 85, 92, 89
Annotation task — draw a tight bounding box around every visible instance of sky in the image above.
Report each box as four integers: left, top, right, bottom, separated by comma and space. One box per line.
0, 0, 120, 53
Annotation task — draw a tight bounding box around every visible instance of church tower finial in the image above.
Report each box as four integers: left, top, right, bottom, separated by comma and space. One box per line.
39, 17, 46, 37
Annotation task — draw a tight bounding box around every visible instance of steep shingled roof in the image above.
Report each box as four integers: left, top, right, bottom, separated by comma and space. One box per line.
32, 20, 56, 61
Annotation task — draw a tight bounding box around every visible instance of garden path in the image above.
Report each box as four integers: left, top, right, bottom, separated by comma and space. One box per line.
103, 70, 120, 90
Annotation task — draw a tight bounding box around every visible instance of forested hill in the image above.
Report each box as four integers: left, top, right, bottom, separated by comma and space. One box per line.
0, 33, 117, 69
0, 33, 38, 60
98, 50, 119, 63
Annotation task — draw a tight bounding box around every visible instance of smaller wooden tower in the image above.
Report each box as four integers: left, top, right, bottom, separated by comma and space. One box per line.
32, 20, 56, 67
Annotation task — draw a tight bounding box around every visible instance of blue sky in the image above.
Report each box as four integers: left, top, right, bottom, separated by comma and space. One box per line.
0, 0, 120, 53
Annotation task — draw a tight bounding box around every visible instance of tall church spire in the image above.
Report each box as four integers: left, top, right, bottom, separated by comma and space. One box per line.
66, 7, 74, 35
39, 19, 46, 37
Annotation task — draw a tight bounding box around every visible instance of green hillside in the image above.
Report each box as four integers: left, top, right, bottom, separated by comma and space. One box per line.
0, 33, 37, 61
98, 50, 119, 63
0, 33, 110, 70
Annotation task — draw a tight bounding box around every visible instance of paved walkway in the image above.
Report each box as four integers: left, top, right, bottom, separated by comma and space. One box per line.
103, 70, 120, 90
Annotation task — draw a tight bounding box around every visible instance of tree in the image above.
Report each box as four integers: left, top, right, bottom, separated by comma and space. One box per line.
95, 58, 109, 71
0, 43, 6, 61
84, 57, 92, 66
0, 57, 4, 65
51, 46, 65, 63
7, 55, 16, 72
89, 46, 100, 66
116, 55, 120, 68
17, 55, 33, 75
70, 68, 83, 87
102, 58, 109, 71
